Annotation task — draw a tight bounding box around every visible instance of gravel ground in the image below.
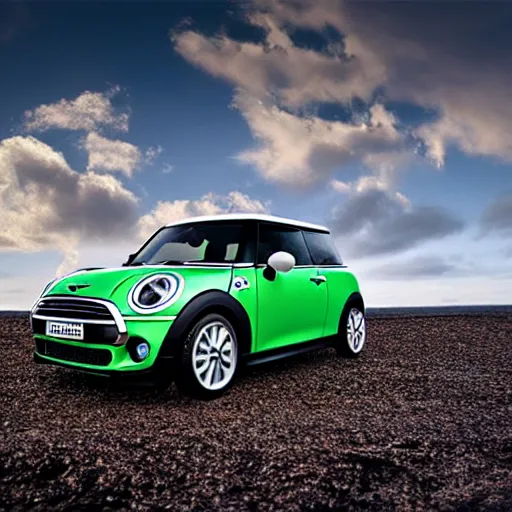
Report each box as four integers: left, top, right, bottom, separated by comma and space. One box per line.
1, 314, 512, 511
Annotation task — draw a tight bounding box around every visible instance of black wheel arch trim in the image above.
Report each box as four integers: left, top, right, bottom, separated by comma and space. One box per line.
338, 292, 365, 331
158, 290, 252, 358
346, 291, 365, 313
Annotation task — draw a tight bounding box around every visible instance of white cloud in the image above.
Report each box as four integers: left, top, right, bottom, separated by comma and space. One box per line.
23, 88, 163, 177
417, 108, 512, 168
83, 132, 142, 177
352, 175, 410, 208
173, 9, 415, 189
56, 247, 79, 277
362, 151, 414, 188
162, 163, 174, 174
233, 92, 403, 187
0, 135, 271, 275
24, 86, 129, 133
0, 136, 139, 272
329, 173, 412, 208
173, 10, 384, 108
145, 145, 163, 164
265, 0, 512, 167
174, 0, 512, 170
330, 179, 351, 194
137, 191, 270, 240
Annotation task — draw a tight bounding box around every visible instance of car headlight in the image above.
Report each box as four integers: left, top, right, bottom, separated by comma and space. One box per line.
128, 273, 184, 314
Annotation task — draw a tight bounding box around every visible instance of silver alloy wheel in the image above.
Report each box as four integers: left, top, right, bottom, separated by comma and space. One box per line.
191, 321, 237, 391
346, 308, 366, 353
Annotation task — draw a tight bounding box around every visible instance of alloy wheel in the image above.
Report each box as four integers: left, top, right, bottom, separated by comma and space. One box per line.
191, 321, 237, 390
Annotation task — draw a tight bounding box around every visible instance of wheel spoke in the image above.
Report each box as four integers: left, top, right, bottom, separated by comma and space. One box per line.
203, 330, 213, 347
205, 359, 216, 386
211, 325, 219, 346
195, 358, 210, 374
213, 359, 222, 384
220, 352, 232, 367
216, 327, 229, 349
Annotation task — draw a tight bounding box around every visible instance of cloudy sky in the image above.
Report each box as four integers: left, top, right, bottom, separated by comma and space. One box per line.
1, 0, 511, 309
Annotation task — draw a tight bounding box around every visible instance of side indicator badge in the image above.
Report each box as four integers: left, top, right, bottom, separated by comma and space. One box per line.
233, 276, 250, 291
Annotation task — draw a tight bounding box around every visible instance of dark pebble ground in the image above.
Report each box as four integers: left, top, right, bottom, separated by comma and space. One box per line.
1, 314, 512, 511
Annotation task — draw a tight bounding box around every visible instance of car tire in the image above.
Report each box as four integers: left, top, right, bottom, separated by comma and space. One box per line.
174, 313, 239, 399
335, 301, 367, 358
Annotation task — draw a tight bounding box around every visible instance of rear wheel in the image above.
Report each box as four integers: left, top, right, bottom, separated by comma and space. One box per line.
336, 302, 367, 358
174, 313, 238, 399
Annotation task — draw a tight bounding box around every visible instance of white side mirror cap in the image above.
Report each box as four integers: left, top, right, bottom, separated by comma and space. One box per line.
267, 251, 295, 273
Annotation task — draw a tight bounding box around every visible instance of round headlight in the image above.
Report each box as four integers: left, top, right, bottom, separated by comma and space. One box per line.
128, 273, 184, 314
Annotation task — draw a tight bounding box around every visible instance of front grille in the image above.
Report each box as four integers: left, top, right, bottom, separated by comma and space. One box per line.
31, 318, 119, 345
34, 298, 113, 321
35, 339, 112, 366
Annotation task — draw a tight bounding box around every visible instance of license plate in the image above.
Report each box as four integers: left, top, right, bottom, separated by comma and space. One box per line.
46, 321, 84, 341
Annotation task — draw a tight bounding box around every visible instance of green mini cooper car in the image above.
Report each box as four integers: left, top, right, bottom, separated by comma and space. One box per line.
31, 214, 367, 398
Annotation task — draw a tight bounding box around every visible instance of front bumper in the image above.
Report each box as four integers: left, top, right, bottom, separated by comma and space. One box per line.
31, 295, 175, 374
33, 351, 173, 382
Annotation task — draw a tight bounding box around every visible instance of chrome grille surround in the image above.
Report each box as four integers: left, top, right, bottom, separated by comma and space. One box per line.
31, 295, 128, 346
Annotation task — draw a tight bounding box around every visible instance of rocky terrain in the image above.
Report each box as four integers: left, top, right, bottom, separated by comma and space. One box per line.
1, 313, 511, 511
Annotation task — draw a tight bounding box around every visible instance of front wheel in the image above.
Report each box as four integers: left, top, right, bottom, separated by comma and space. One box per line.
335, 303, 367, 358
174, 313, 239, 399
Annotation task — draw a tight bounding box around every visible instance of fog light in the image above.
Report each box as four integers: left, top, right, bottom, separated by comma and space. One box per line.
135, 342, 150, 360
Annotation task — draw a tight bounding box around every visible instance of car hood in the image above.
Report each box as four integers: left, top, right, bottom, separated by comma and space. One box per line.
42, 265, 234, 316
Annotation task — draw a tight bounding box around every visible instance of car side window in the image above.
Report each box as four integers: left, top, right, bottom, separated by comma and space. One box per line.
257, 224, 313, 266
303, 231, 343, 265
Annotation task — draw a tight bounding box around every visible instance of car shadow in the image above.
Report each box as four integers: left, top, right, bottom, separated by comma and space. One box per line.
39, 346, 346, 405
46, 367, 184, 404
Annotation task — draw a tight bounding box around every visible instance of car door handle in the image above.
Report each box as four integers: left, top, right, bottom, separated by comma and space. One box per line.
310, 276, 327, 284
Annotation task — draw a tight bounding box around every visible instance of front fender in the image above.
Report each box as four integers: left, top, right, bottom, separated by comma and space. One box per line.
158, 290, 252, 358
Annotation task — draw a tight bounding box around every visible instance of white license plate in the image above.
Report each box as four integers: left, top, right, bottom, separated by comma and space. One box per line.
46, 321, 84, 340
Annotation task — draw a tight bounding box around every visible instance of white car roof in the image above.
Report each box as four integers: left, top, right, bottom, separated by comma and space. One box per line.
165, 213, 329, 233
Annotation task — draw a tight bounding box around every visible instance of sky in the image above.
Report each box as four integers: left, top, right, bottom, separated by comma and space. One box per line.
1, 0, 512, 309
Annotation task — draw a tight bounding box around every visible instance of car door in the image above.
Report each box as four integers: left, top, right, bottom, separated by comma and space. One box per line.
255, 222, 328, 352
302, 229, 348, 337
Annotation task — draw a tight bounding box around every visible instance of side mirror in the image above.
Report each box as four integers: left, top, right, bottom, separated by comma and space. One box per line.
267, 251, 295, 273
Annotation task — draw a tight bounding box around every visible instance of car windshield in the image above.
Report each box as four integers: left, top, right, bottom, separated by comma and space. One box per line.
130, 222, 254, 265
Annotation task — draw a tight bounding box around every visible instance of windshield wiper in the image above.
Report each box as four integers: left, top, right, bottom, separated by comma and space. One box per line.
127, 261, 146, 266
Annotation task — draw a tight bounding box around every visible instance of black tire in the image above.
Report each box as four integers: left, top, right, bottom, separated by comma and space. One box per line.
174, 313, 239, 400
335, 301, 367, 358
